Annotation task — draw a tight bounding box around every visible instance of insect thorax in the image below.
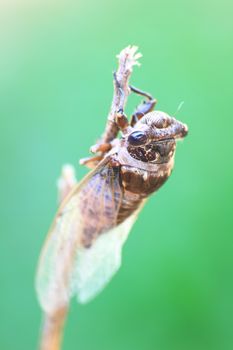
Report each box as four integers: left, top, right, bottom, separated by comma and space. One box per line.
116, 163, 172, 225
107, 137, 176, 226
120, 163, 173, 196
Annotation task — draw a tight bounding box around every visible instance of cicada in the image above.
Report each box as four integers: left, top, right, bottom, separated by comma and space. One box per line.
36, 47, 188, 319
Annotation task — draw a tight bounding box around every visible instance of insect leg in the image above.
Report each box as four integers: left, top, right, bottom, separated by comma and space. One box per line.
114, 110, 131, 134
79, 142, 112, 169
79, 155, 104, 169
129, 85, 157, 126
90, 142, 112, 154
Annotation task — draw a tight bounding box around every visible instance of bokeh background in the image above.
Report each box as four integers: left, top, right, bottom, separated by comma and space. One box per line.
1, 0, 233, 349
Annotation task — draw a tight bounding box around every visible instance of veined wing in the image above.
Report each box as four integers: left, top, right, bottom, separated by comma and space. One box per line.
36, 158, 143, 314
72, 209, 142, 304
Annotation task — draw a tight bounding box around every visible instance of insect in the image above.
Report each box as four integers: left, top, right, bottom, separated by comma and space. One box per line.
36, 46, 188, 350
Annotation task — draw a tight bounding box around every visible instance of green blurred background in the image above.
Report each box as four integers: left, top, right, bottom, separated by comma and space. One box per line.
0, 0, 233, 349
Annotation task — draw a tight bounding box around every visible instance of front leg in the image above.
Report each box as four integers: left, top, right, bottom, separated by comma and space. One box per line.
79, 109, 132, 169
79, 154, 105, 169
129, 85, 157, 126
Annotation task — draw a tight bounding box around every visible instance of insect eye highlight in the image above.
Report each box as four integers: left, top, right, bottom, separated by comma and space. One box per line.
128, 131, 147, 146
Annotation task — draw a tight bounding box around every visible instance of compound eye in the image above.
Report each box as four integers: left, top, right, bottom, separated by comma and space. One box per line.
128, 131, 147, 146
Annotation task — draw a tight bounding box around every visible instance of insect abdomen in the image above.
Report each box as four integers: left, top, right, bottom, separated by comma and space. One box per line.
117, 165, 170, 224
120, 165, 169, 195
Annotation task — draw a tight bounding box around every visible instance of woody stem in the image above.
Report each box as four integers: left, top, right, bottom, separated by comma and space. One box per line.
39, 307, 68, 350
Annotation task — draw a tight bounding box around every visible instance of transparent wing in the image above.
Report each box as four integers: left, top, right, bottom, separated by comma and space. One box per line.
72, 211, 140, 304
36, 158, 124, 314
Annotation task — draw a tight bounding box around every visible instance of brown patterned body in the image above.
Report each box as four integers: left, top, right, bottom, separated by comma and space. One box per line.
78, 157, 173, 247
77, 110, 187, 248
117, 160, 173, 225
